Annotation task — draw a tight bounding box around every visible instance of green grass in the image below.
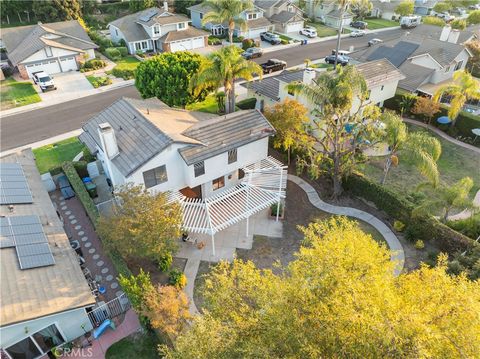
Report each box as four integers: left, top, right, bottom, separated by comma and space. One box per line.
365, 18, 399, 30
186, 94, 219, 114
32, 137, 91, 174
361, 125, 480, 205
0, 77, 41, 109
115, 56, 141, 68
305, 22, 342, 37
105, 331, 160, 359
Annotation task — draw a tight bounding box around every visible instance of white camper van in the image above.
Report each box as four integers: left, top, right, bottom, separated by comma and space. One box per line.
400, 16, 421, 29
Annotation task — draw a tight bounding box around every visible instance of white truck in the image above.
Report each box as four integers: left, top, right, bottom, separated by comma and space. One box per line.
400, 16, 421, 29
32, 71, 56, 92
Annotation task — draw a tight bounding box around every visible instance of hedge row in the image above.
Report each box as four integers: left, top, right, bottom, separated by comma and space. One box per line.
236, 97, 257, 110
343, 173, 476, 253
383, 92, 480, 142
61, 161, 132, 277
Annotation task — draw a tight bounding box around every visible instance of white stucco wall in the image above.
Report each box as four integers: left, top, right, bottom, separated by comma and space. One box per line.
21, 47, 78, 64
109, 24, 125, 45
0, 307, 93, 350
410, 54, 442, 70
190, 11, 203, 28
430, 50, 470, 84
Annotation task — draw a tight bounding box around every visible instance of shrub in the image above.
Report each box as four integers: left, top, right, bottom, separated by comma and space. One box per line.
88, 30, 113, 51
117, 46, 128, 57
80, 59, 106, 72
216, 91, 226, 114
73, 161, 89, 178
157, 253, 173, 272
168, 269, 187, 289
105, 47, 121, 61
242, 38, 255, 50
270, 202, 283, 217
414, 240, 425, 250
112, 66, 135, 80
232, 36, 244, 43
208, 36, 222, 45
2, 66, 13, 77
88, 75, 112, 88
447, 215, 480, 239
236, 97, 257, 110
422, 16, 445, 27
281, 39, 289, 45
393, 220, 405, 232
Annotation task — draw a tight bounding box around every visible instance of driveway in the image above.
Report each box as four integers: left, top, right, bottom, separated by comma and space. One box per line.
39, 71, 93, 101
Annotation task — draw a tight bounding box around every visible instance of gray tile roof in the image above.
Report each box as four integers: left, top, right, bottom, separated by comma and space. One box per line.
410, 38, 467, 67
179, 110, 275, 165
371, 0, 398, 12
408, 24, 476, 44
109, 13, 151, 42
398, 61, 434, 92
240, 69, 303, 100
161, 27, 209, 42
269, 10, 301, 24
1, 20, 97, 66
136, 8, 190, 27
80, 97, 173, 177
366, 41, 420, 67
244, 16, 273, 29
255, 0, 281, 10
355, 59, 405, 87
187, 3, 212, 13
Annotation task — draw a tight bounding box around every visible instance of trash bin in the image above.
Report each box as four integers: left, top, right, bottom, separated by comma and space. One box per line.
82, 177, 92, 183
85, 182, 98, 198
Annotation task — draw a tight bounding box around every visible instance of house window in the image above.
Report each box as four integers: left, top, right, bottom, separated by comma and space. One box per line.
228, 148, 237, 164
45, 46, 53, 57
142, 41, 148, 49
380, 85, 384, 91
5, 324, 65, 359
178, 22, 186, 30
212, 176, 225, 190
287, 87, 295, 96
194, 161, 205, 177
154, 25, 160, 35
143, 165, 168, 188
200, 13, 203, 19
454, 60, 463, 71
135, 42, 141, 51
238, 168, 245, 179
248, 13, 257, 20
445, 65, 451, 73
115, 28, 119, 36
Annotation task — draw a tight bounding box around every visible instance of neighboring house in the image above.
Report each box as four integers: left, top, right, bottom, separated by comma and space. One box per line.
79, 97, 276, 200
256, 0, 305, 34
305, 0, 353, 28
408, 24, 479, 44
414, 0, 437, 15
0, 20, 97, 79
188, 2, 275, 38
370, 0, 400, 20
353, 25, 472, 95
0, 150, 96, 358
109, 4, 208, 54
241, 59, 405, 115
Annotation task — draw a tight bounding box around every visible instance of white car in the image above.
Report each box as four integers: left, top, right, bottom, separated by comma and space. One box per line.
350, 29, 366, 37
299, 27, 317, 38
32, 71, 56, 92
368, 38, 383, 46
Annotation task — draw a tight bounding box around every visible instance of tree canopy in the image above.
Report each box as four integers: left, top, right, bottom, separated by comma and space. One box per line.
467, 10, 480, 25
163, 217, 480, 358
32, 0, 82, 23
129, 0, 156, 12
135, 51, 209, 108
97, 184, 182, 263
394, 0, 414, 16
174, 0, 201, 15
433, 1, 452, 13
350, 0, 373, 20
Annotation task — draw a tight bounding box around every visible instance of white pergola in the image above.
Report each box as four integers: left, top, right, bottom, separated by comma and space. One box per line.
170, 156, 287, 256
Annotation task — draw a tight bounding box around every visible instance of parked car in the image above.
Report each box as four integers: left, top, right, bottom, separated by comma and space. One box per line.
32, 71, 56, 92
436, 12, 455, 21
325, 54, 349, 66
242, 47, 263, 59
261, 58, 287, 74
350, 29, 366, 37
332, 49, 351, 57
469, 4, 480, 10
299, 27, 317, 38
368, 38, 383, 46
350, 21, 367, 29
260, 32, 281, 45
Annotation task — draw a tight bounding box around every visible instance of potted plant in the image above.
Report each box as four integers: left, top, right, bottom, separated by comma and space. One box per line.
270, 202, 284, 219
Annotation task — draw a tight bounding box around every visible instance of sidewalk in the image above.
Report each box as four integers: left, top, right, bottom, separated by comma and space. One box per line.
0, 79, 134, 118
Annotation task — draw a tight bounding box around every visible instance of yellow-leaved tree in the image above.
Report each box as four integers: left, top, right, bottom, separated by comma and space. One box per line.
162, 217, 480, 358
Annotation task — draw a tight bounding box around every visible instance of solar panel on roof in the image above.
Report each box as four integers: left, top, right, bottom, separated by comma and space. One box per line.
0, 163, 33, 204
139, 8, 158, 22
367, 41, 419, 68
0, 215, 55, 269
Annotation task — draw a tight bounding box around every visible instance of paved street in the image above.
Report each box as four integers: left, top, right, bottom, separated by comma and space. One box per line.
1, 86, 140, 151
0, 28, 405, 152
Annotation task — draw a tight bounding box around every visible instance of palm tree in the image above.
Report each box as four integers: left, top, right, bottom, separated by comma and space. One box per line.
202, 0, 254, 44
190, 46, 263, 114
414, 177, 474, 222
433, 70, 480, 126
381, 111, 442, 186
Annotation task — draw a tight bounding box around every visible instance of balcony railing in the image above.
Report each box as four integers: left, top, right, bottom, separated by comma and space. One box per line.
88, 293, 131, 327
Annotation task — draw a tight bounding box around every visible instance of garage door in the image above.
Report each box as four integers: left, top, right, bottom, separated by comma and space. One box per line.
286, 21, 304, 33
25, 59, 61, 78
60, 56, 78, 72
192, 37, 204, 49
249, 27, 269, 39
170, 39, 193, 52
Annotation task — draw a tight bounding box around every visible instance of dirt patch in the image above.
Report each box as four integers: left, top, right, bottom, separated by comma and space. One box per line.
127, 257, 187, 286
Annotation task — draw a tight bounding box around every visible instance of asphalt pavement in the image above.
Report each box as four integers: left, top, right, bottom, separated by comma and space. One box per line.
0, 27, 406, 152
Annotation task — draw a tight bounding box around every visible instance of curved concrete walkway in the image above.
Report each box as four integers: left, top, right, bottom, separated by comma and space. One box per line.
288, 175, 405, 276
403, 118, 480, 154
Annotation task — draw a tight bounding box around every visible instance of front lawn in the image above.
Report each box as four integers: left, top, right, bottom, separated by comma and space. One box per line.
306, 22, 338, 37
109, 56, 141, 79
0, 77, 41, 109
365, 18, 399, 30
33, 137, 92, 174
105, 331, 160, 359
186, 94, 219, 114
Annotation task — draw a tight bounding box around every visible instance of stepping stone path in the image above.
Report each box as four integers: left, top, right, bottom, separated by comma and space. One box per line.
88, 248, 95, 254
85, 242, 92, 248
70, 219, 77, 224
81, 237, 88, 242
65, 211, 71, 215
97, 261, 104, 267
93, 254, 100, 260
106, 275, 114, 281
61, 206, 67, 210
101, 268, 109, 274
116, 290, 124, 297
60, 201, 66, 205
111, 282, 119, 289
68, 215, 75, 220
78, 231, 84, 236
75, 225, 82, 230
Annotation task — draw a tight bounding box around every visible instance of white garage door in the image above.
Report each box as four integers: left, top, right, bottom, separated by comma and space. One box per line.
249, 27, 269, 39
192, 37, 204, 49
25, 59, 61, 78
170, 39, 193, 52
286, 21, 304, 33
60, 56, 78, 72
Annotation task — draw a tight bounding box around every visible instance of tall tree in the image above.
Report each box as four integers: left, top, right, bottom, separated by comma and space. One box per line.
350, 0, 373, 20
288, 66, 382, 198
451, 18, 467, 30
263, 99, 310, 164
136, 51, 209, 108
433, 1, 453, 13
433, 70, 480, 126
33, 0, 82, 22
466, 40, 480, 76
411, 96, 441, 124
332, 0, 350, 68
190, 45, 262, 114
415, 177, 474, 222
97, 184, 182, 264
174, 0, 201, 15
162, 217, 480, 358
398, 92, 416, 116
129, 0, 156, 12
202, 0, 254, 44
0, 0, 33, 24
380, 111, 442, 185
394, 0, 414, 16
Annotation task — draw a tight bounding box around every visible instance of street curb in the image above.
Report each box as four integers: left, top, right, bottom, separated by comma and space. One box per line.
0, 79, 135, 118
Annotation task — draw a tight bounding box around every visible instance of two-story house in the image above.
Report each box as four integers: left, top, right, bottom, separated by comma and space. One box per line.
305, 0, 353, 28
188, 2, 274, 38
255, 0, 305, 34
370, 0, 401, 20
241, 59, 405, 116
109, 4, 208, 54
352, 26, 472, 95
